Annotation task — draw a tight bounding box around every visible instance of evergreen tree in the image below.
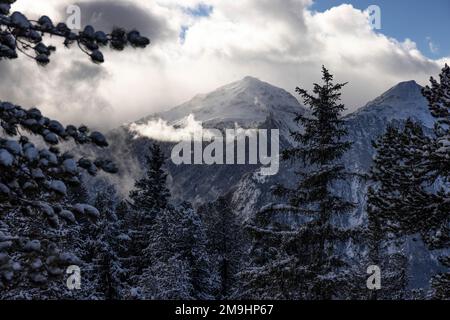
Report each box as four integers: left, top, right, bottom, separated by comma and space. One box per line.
198, 196, 245, 299
422, 64, 450, 177
111, 200, 135, 298
67, 178, 90, 205
75, 185, 123, 300
239, 205, 306, 299
367, 120, 431, 299
367, 63, 450, 299
121, 143, 170, 294
242, 67, 355, 299
129, 144, 170, 212
140, 202, 219, 299
119, 144, 219, 299
422, 64, 450, 299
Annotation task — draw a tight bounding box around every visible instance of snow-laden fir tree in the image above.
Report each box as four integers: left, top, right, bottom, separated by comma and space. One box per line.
0, 0, 149, 299
241, 67, 356, 299
198, 196, 245, 299
67, 179, 90, 205
422, 64, 450, 177
422, 64, 450, 299
367, 64, 450, 300
139, 202, 219, 299
119, 144, 169, 295
119, 144, 170, 293
69, 185, 123, 300
121, 144, 218, 299
367, 120, 432, 299
129, 143, 170, 212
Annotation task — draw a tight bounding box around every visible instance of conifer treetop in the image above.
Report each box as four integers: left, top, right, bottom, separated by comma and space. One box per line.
129, 143, 170, 212
422, 64, 450, 176
284, 65, 352, 166
422, 64, 450, 130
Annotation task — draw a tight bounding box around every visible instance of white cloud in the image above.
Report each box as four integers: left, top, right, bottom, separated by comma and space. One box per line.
2, 0, 450, 130
130, 114, 216, 142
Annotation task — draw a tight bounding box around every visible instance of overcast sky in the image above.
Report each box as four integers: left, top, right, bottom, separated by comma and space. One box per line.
2, 0, 449, 130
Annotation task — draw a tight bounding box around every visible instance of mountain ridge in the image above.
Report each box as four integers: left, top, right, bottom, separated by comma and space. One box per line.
129, 77, 432, 134
113, 76, 434, 208
345, 79, 434, 128
103, 76, 439, 291
135, 76, 306, 130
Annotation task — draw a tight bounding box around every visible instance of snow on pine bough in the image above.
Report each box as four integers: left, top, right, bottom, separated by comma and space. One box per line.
0, 99, 118, 292
0, 0, 150, 65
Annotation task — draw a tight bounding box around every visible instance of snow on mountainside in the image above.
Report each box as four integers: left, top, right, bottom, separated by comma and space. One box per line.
347, 80, 434, 128
111, 76, 434, 210
104, 76, 439, 289
333, 80, 433, 230
343, 80, 433, 173
136, 76, 306, 133
107, 76, 307, 203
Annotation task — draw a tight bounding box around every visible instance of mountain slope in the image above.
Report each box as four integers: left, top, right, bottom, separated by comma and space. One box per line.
104, 76, 441, 290
349, 80, 433, 127
108, 77, 307, 204
139, 76, 306, 130
112, 77, 434, 210
343, 80, 433, 172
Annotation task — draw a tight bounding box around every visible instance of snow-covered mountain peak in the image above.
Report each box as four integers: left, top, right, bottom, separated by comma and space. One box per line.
240, 75, 264, 84
141, 76, 306, 128
378, 80, 423, 101
347, 80, 434, 128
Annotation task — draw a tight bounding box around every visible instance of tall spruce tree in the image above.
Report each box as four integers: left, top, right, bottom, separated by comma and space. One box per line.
241, 67, 355, 299
139, 202, 219, 299
198, 196, 245, 299
119, 144, 218, 299
129, 144, 170, 212
422, 64, 450, 299
84, 185, 123, 300
422, 64, 450, 177
122, 143, 170, 295
367, 65, 450, 300
367, 120, 432, 299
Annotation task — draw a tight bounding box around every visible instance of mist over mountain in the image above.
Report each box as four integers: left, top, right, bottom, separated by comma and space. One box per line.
106, 76, 307, 202
99, 76, 444, 290
110, 76, 430, 206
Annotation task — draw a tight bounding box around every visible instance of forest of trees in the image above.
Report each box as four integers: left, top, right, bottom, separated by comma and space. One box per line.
0, 0, 448, 300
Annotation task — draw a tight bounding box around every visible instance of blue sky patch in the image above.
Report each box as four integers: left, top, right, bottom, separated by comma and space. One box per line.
184, 3, 214, 17
312, 0, 450, 58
